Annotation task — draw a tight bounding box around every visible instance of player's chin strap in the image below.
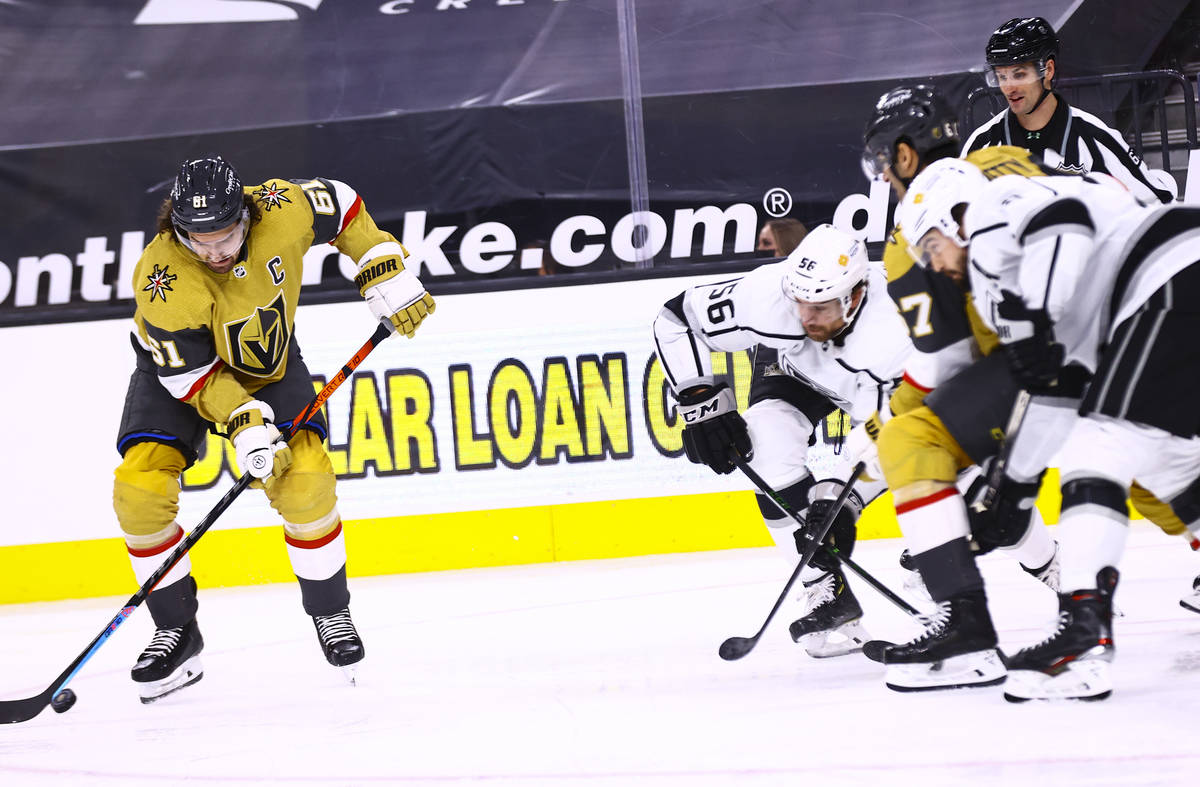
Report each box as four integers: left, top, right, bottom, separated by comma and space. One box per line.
830, 284, 868, 347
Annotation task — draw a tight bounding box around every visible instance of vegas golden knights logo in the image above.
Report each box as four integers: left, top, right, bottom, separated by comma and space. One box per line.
224, 292, 291, 376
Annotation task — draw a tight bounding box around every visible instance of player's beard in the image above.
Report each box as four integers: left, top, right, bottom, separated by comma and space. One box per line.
204, 255, 237, 274
803, 322, 842, 343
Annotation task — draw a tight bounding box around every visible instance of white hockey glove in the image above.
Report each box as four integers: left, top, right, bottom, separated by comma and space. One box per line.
843, 411, 885, 483
228, 400, 293, 481
355, 244, 436, 338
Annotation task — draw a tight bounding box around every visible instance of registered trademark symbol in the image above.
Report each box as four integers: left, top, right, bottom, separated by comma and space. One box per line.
762, 187, 792, 217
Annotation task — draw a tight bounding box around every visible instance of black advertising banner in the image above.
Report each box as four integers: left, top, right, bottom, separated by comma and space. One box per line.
0, 0, 1172, 326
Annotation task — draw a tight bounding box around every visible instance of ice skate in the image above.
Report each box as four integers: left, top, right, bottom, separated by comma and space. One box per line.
1005, 567, 1118, 702
788, 566, 869, 658
883, 590, 1006, 691
898, 548, 934, 606
131, 618, 204, 704
1021, 542, 1061, 593
313, 607, 365, 685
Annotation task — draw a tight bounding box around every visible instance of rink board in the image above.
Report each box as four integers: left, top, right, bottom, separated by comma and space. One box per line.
0, 271, 1070, 603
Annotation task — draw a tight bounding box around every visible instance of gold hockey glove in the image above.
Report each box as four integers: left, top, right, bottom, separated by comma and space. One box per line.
355, 246, 436, 338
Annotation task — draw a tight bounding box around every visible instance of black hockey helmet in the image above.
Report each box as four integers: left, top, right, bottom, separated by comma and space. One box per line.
170, 155, 244, 235
986, 17, 1058, 68
861, 84, 960, 180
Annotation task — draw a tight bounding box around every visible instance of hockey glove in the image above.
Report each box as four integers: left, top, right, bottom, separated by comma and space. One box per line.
355, 246, 436, 338
677, 383, 752, 475
797, 480, 861, 572
995, 289, 1063, 391
228, 400, 293, 481
969, 474, 1042, 555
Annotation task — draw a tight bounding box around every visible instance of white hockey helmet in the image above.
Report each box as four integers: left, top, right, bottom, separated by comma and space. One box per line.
896, 158, 988, 262
780, 224, 870, 323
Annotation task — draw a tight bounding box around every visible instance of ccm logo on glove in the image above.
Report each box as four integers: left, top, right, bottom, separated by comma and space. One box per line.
682, 400, 723, 423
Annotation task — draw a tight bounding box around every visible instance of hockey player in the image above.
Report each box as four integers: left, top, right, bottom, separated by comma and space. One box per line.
906, 157, 1200, 700
114, 155, 435, 702
652, 224, 913, 657
965, 18, 1200, 610
861, 83, 962, 199
963, 16, 1174, 205
861, 86, 1063, 617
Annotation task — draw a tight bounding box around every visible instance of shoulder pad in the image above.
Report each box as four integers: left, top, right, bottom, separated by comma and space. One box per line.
883, 226, 915, 282
131, 241, 210, 331
966, 146, 1054, 179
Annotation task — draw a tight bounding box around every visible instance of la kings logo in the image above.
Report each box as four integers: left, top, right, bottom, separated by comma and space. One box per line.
224, 292, 291, 377
135, 0, 322, 25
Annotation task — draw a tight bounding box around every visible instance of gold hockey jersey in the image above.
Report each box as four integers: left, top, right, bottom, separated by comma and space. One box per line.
882, 146, 1052, 414
131, 177, 402, 425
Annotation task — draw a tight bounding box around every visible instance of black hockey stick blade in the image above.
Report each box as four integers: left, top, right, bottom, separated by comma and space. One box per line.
718, 635, 758, 661
0, 595, 145, 723
718, 462, 865, 661
0, 688, 55, 725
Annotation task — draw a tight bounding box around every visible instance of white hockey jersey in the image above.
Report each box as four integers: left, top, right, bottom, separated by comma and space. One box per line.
652, 262, 913, 423
964, 172, 1163, 372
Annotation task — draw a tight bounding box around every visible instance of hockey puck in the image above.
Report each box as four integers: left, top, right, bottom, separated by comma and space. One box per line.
51, 688, 77, 714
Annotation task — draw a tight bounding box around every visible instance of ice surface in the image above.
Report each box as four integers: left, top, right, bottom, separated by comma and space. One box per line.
1, 522, 1198, 786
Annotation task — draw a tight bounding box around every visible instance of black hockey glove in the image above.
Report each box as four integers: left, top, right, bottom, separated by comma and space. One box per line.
1002, 332, 1064, 391
796, 481, 861, 572
995, 290, 1063, 391
677, 382, 752, 475
967, 473, 1041, 555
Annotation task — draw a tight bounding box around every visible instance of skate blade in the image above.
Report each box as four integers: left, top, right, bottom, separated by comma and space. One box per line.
1180, 596, 1200, 615
801, 620, 870, 659
1003, 659, 1112, 702
885, 649, 1006, 692
137, 655, 204, 704
340, 664, 359, 687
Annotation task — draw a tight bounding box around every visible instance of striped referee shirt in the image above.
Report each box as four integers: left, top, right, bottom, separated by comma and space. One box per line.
961, 92, 1174, 204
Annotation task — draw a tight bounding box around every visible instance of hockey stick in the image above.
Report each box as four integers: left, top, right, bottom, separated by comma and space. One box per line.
0, 322, 392, 724
824, 545, 919, 616
735, 461, 918, 617
719, 461, 865, 661
971, 388, 1032, 513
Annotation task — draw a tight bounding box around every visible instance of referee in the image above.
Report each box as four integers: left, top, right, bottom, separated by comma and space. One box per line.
962, 16, 1175, 204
